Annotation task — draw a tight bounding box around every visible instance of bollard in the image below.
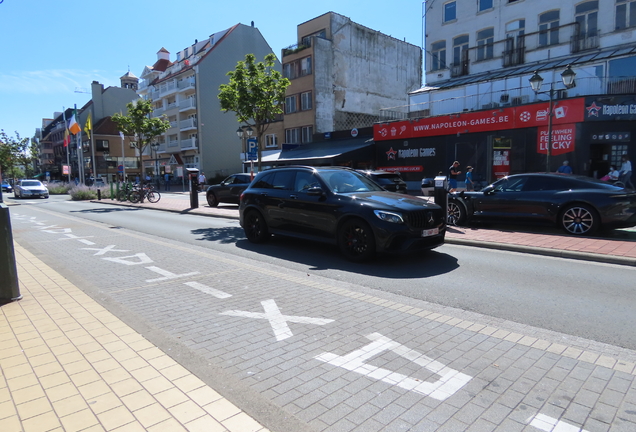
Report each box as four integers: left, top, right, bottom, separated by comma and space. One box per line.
0, 203, 21, 303
186, 168, 199, 209
97, 189, 102, 200
433, 176, 448, 222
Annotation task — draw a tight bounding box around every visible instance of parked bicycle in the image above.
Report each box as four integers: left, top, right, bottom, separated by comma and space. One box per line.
128, 183, 161, 203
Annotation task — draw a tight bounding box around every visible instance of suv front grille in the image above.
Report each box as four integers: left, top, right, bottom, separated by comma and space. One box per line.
405, 210, 442, 229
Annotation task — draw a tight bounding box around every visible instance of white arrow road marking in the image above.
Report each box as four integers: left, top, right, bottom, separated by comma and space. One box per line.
145, 266, 199, 282
528, 414, 588, 432
220, 299, 334, 341
81, 245, 130, 256
103, 253, 154, 266
59, 234, 95, 244
183, 281, 231, 299
315, 333, 472, 401
42, 228, 72, 234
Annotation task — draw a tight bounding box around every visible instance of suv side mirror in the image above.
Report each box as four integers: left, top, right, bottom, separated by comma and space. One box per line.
307, 187, 324, 196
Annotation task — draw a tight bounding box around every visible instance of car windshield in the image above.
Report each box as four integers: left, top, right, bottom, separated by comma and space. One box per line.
22, 181, 42, 187
320, 170, 384, 193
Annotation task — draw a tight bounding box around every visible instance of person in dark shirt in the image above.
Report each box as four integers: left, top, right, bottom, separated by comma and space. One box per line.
449, 161, 461, 192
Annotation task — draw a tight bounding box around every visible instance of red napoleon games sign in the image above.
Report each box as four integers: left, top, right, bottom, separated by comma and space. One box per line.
374, 98, 585, 141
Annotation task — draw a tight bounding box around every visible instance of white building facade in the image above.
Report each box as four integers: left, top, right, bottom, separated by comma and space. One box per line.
374, 0, 636, 183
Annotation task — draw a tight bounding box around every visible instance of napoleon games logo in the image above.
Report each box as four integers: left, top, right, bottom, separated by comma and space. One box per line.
586, 102, 601, 117
386, 147, 397, 160
519, 111, 532, 122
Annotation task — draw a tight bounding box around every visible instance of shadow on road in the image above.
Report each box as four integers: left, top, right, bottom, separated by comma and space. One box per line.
70, 207, 143, 214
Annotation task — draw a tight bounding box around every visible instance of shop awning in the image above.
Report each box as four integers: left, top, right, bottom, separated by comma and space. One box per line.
275, 138, 374, 164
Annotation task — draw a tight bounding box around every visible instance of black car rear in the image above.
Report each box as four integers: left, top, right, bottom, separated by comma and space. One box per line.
359, 170, 408, 194
239, 166, 445, 261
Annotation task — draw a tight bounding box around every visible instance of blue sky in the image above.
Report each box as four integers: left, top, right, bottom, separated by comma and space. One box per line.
0, 0, 425, 141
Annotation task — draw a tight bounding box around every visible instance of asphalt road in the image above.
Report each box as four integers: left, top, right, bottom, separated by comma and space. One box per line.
9, 195, 636, 351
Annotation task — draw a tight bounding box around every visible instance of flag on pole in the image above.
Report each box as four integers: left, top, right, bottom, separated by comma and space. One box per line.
68, 111, 81, 135
85, 112, 92, 140
63, 128, 70, 147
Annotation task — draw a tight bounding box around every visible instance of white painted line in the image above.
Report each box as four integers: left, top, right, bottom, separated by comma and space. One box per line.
315, 333, 472, 401
527, 414, 587, 432
145, 266, 199, 282
81, 245, 130, 256
220, 299, 334, 341
103, 253, 154, 266
42, 228, 72, 234
59, 234, 95, 243
184, 281, 232, 299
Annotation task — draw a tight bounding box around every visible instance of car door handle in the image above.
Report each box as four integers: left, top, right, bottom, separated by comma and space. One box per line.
260, 192, 268, 197
289, 194, 298, 200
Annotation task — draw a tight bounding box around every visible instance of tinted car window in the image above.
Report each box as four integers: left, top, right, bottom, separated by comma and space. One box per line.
294, 171, 320, 192
271, 171, 295, 190
493, 176, 527, 192
253, 173, 275, 189
522, 176, 558, 191
236, 175, 251, 184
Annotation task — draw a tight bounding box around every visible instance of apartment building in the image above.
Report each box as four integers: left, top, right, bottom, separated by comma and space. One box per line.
36, 78, 138, 182
137, 23, 281, 181
276, 12, 422, 167
374, 0, 636, 182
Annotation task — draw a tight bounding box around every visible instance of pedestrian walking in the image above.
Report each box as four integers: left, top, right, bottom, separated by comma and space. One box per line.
465, 166, 474, 191
620, 155, 633, 189
164, 173, 171, 191
198, 172, 206, 191
448, 161, 461, 192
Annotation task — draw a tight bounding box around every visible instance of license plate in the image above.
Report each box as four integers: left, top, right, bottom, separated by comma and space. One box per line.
422, 228, 439, 237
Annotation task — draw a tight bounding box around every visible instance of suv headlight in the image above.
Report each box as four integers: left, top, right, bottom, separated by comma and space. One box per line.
374, 210, 404, 224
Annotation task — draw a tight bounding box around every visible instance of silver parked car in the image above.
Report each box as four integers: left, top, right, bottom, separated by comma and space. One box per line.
14, 179, 49, 199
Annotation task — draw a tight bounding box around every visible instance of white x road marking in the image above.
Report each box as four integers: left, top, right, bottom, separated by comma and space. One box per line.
527, 414, 588, 432
220, 299, 334, 341
316, 333, 472, 401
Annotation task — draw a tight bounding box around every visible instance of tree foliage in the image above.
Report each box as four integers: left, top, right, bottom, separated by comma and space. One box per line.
111, 98, 170, 174
218, 53, 290, 170
0, 130, 33, 180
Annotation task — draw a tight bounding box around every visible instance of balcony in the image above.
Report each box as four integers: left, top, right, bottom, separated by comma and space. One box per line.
180, 138, 197, 150
167, 139, 179, 149
179, 98, 197, 111
159, 80, 177, 96
180, 118, 197, 131
571, 33, 600, 53
177, 78, 195, 91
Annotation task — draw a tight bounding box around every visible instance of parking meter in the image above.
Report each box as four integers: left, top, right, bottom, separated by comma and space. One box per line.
433, 176, 448, 223
186, 168, 199, 208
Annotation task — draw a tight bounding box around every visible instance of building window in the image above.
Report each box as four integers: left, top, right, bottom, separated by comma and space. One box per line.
285, 128, 300, 144
285, 95, 297, 114
300, 57, 312, 76
616, 0, 636, 30
479, 0, 493, 11
301, 91, 313, 111
476, 28, 494, 60
575, 1, 598, 38
301, 126, 313, 143
452, 35, 469, 66
443, 1, 456, 22
96, 140, 109, 151
431, 41, 447, 71
265, 134, 278, 148
539, 10, 560, 46
283, 56, 312, 80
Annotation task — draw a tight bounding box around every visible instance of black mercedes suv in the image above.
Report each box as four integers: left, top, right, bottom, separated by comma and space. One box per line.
239, 166, 445, 261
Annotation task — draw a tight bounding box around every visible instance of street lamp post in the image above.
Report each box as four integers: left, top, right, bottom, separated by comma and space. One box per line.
150, 142, 160, 189
529, 65, 576, 172
236, 126, 254, 179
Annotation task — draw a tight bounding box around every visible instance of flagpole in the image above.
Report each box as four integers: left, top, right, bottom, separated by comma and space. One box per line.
88, 111, 96, 181
75, 104, 85, 185
62, 108, 71, 183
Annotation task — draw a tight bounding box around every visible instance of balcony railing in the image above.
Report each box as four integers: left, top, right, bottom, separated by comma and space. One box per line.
180, 138, 197, 149
180, 118, 197, 130
177, 79, 195, 90
159, 80, 177, 96
179, 98, 196, 111
571, 33, 600, 53
380, 76, 636, 121
167, 139, 179, 148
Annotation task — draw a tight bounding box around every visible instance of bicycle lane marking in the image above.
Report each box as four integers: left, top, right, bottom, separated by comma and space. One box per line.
10, 207, 636, 431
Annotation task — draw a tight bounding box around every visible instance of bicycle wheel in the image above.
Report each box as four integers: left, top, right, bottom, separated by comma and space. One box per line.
116, 190, 128, 201
128, 190, 141, 203
147, 191, 161, 203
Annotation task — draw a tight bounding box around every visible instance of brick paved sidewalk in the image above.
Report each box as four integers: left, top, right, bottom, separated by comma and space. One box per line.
0, 244, 270, 432
94, 192, 636, 266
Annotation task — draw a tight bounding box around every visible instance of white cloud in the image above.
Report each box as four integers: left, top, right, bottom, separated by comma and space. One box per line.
0, 69, 118, 95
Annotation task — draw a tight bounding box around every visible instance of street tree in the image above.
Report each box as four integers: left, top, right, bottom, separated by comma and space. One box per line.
0, 130, 32, 181
218, 53, 290, 171
111, 98, 170, 179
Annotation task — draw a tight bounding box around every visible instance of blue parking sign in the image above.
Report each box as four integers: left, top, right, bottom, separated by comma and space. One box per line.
247, 138, 258, 161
